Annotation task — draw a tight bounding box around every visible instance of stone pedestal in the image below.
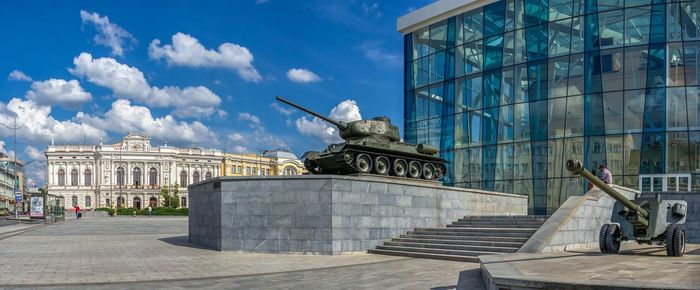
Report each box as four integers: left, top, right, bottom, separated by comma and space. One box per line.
188, 174, 528, 254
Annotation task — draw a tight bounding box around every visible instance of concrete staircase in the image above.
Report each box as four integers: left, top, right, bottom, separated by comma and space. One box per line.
368, 215, 549, 262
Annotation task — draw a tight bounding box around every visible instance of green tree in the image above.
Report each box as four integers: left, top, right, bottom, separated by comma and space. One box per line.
160, 184, 181, 208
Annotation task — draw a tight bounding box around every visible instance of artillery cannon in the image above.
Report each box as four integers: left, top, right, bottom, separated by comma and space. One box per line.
566, 159, 688, 256
276, 96, 447, 180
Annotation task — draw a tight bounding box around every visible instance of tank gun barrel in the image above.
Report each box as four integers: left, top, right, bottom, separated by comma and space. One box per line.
276, 96, 348, 129
566, 159, 649, 219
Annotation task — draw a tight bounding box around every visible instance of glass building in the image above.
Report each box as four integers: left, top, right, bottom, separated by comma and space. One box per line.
398, 0, 700, 214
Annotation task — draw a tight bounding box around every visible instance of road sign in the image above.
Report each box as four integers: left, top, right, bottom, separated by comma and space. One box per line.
15, 192, 22, 202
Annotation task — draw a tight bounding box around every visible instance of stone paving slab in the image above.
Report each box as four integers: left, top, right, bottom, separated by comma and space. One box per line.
0, 217, 482, 289
480, 244, 700, 289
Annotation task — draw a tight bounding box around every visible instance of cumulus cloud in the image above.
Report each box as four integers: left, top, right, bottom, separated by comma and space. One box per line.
270, 102, 293, 116
235, 112, 288, 149
69, 52, 222, 118
75, 99, 217, 146
295, 100, 361, 144
230, 145, 249, 154
0, 98, 107, 145
25, 79, 92, 108
361, 2, 382, 18
8, 70, 32, 82
0, 140, 7, 155
80, 10, 136, 56
357, 41, 401, 67
24, 145, 44, 160
228, 133, 245, 142
286, 68, 321, 83
148, 33, 262, 82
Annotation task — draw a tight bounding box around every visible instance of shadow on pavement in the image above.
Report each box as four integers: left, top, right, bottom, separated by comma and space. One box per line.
428, 267, 485, 290
158, 235, 211, 250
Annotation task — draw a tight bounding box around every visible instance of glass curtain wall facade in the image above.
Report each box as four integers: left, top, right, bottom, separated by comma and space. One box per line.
404, 0, 700, 214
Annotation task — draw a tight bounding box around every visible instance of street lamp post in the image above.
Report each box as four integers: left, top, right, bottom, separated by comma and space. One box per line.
1, 116, 22, 222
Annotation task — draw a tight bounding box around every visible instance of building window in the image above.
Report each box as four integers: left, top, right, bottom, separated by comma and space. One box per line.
70, 169, 78, 186
133, 167, 141, 186
105, 198, 111, 206
149, 168, 158, 186
84, 169, 91, 186
283, 166, 298, 175
85, 196, 91, 208
116, 167, 125, 186
205, 171, 212, 180
180, 197, 187, 207
193, 171, 200, 183
58, 169, 65, 186
71, 195, 78, 207
180, 171, 188, 186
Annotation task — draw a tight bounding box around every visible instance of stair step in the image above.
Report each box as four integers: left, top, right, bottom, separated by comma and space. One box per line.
416, 227, 538, 232
460, 215, 549, 220
384, 241, 518, 252
368, 249, 479, 262
447, 223, 544, 228
392, 238, 523, 248
375, 245, 501, 257
402, 234, 529, 241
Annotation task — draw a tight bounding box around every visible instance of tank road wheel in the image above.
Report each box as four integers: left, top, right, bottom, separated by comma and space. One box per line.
665, 224, 677, 256
433, 163, 446, 179
374, 156, 390, 175
422, 163, 434, 179
602, 223, 621, 254
408, 161, 422, 178
392, 159, 408, 177
599, 224, 610, 253
343, 151, 354, 165
671, 225, 686, 257
355, 154, 372, 174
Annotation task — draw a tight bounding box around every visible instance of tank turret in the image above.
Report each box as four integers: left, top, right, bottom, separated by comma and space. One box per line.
276, 96, 447, 180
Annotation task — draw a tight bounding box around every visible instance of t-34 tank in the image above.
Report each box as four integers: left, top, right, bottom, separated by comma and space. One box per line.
566, 159, 688, 256
277, 96, 447, 180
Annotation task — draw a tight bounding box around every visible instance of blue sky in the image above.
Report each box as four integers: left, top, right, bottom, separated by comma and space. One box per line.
0, 0, 433, 186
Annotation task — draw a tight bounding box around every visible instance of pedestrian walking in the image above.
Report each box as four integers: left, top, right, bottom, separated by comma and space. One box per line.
598, 164, 613, 185
74, 205, 81, 219
148, 206, 152, 218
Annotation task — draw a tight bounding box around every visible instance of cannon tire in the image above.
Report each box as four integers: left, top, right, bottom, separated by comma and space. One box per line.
671, 226, 686, 257
665, 224, 677, 256
599, 224, 610, 253
603, 224, 620, 254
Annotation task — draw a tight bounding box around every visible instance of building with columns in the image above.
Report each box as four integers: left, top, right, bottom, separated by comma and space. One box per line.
45, 133, 222, 209
221, 150, 306, 177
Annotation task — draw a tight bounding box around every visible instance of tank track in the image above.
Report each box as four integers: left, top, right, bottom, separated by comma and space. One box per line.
334, 148, 446, 180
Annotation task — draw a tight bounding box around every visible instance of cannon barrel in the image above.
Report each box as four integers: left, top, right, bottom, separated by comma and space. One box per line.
276, 96, 348, 130
566, 159, 649, 219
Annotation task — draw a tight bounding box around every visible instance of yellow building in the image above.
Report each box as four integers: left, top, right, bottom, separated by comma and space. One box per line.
221, 150, 306, 177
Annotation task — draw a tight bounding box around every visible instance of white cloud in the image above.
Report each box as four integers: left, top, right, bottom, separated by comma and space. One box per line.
24, 145, 44, 160
235, 112, 288, 149
270, 102, 293, 116
25, 79, 92, 108
80, 10, 136, 56
0, 140, 6, 155
70, 52, 222, 118
76, 99, 217, 146
230, 145, 249, 154
295, 99, 361, 144
286, 68, 321, 83
0, 98, 107, 145
148, 32, 262, 82
228, 133, 245, 142
8, 70, 32, 82
238, 112, 262, 128
357, 41, 401, 67
361, 2, 382, 18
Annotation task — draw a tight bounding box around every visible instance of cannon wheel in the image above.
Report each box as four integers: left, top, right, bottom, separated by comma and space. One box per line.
393, 159, 407, 177
668, 225, 686, 257
665, 224, 677, 256
599, 224, 610, 253
600, 224, 620, 254
374, 156, 390, 175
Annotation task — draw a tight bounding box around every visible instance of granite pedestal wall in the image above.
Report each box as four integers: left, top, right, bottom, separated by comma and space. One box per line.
189, 175, 528, 254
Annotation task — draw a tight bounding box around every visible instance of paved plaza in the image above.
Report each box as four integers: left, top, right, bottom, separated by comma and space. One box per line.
0, 217, 482, 289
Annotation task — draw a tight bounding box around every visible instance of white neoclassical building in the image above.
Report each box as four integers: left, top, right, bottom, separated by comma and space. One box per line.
45, 133, 223, 209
